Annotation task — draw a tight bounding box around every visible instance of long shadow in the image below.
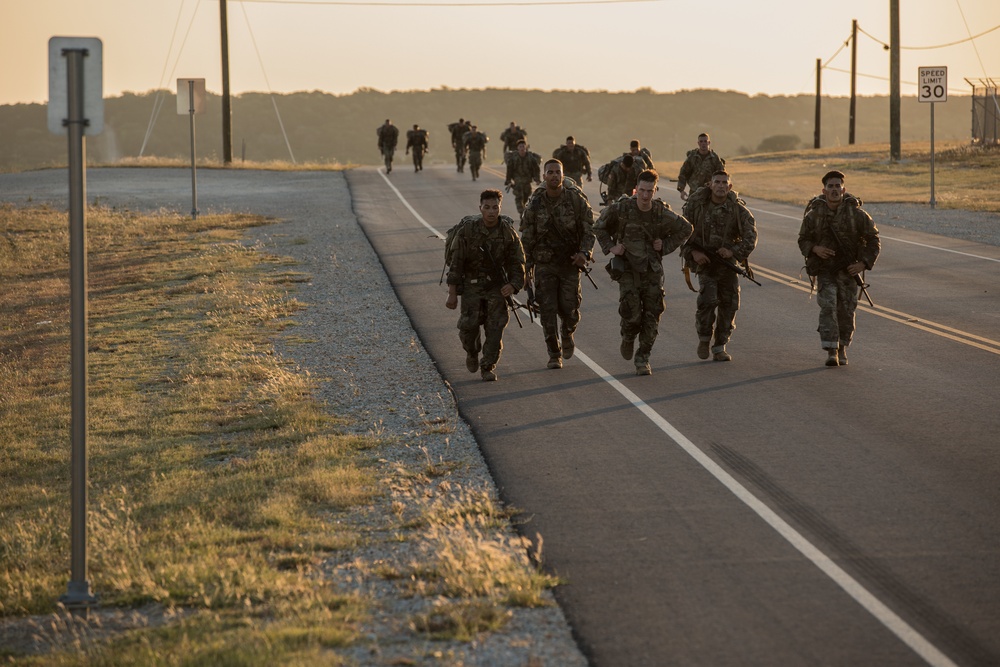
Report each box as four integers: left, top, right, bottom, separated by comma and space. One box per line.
713, 442, 997, 667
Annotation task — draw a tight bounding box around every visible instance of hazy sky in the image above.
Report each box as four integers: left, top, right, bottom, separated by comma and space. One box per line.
2, 0, 998, 106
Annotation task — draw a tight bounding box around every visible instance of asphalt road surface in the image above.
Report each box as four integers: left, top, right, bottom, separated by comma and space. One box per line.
346, 164, 1000, 667
4, 167, 998, 666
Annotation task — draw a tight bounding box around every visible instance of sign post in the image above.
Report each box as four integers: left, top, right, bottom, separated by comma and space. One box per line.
177, 78, 206, 219
918, 66, 948, 209
48, 36, 103, 616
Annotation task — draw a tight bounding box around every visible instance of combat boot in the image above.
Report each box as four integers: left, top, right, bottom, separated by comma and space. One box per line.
466, 352, 479, 373
547, 356, 563, 369
635, 361, 652, 376
697, 340, 710, 360
713, 346, 732, 362
825, 348, 839, 367
838, 344, 849, 366
620, 335, 635, 360
481, 368, 498, 382
562, 332, 575, 360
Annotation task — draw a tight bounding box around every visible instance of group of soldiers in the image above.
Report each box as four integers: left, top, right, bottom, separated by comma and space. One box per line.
376, 119, 431, 173
442, 132, 880, 380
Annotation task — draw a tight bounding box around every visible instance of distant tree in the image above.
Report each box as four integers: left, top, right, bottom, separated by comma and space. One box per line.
756, 134, 801, 153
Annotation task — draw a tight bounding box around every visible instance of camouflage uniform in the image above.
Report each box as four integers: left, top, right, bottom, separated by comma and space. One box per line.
630, 147, 653, 169
376, 123, 399, 172
797, 194, 880, 351
464, 131, 489, 180
605, 159, 641, 201
677, 149, 725, 197
449, 120, 470, 172
552, 144, 592, 186
681, 187, 757, 356
500, 125, 527, 162
504, 150, 541, 216
519, 183, 595, 364
595, 196, 693, 370
447, 215, 526, 375
406, 127, 429, 171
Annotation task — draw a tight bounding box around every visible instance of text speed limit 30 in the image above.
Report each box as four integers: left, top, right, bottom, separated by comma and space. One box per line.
918, 67, 948, 103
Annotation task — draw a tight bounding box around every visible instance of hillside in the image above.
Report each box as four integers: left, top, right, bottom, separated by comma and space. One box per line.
0, 87, 974, 173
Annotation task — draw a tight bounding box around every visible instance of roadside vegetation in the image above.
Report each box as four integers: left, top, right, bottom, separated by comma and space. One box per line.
657, 141, 1000, 213
0, 204, 557, 664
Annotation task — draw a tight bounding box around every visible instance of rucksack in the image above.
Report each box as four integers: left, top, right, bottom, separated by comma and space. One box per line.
597, 161, 614, 184
439, 215, 516, 283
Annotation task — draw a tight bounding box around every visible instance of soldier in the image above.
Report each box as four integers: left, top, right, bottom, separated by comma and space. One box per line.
405, 124, 429, 172
448, 118, 471, 173
552, 136, 592, 186
445, 189, 526, 382
594, 170, 693, 375
376, 119, 399, 173
500, 121, 527, 162
798, 170, 880, 367
677, 133, 725, 201
605, 154, 639, 202
628, 139, 653, 169
504, 139, 541, 216
519, 159, 596, 369
463, 124, 489, 181
681, 170, 757, 362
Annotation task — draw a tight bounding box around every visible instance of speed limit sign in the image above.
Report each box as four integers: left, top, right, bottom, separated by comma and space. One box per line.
918, 67, 948, 103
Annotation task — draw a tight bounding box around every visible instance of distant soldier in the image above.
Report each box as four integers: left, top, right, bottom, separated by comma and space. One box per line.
552, 136, 592, 186
463, 125, 489, 181
500, 121, 528, 163
681, 170, 757, 362
677, 133, 725, 200
594, 169, 692, 375
798, 170, 880, 367
504, 139, 541, 216
519, 159, 596, 369
628, 139, 653, 169
448, 118, 471, 173
376, 119, 399, 173
406, 124, 429, 172
445, 189, 526, 382
605, 154, 639, 202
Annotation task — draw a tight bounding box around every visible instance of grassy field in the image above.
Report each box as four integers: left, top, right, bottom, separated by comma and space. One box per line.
0, 205, 556, 664
656, 141, 1000, 213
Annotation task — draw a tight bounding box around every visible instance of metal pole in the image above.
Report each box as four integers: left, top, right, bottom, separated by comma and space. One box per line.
60, 47, 97, 616
814, 58, 822, 149
930, 101, 936, 209
849, 19, 858, 145
189, 80, 198, 219
890, 0, 901, 161
220, 0, 233, 164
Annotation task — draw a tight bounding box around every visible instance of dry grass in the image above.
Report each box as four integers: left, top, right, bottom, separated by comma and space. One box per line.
0, 203, 559, 664
655, 141, 1000, 212
111, 156, 353, 171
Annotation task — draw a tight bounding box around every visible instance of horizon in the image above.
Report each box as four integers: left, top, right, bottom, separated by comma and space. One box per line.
2, 0, 997, 107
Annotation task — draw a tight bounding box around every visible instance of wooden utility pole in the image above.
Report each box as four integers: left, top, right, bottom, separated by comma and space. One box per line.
890, 0, 901, 161
814, 58, 822, 149
220, 0, 233, 164
850, 19, 858, 144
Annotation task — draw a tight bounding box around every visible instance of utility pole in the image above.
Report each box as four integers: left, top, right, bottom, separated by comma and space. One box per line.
890, 0, 901, 161
814, 58, 822, 149
220, 0, 233, 164
850, 19, 858, 144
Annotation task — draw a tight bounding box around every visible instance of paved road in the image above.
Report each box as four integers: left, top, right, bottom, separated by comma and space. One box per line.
346, 165, 1000, 667
4, 167, 998, 666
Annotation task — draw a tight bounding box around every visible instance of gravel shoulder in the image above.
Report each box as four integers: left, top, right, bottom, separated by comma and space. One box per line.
0, 168, 588, 666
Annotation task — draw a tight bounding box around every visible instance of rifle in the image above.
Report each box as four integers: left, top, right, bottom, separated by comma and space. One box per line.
829, 221, 875, 307
686, 240, 762, 286
480, 244, 523, 328
580, 264, 599, 290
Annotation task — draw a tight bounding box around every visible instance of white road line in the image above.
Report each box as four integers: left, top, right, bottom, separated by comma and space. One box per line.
381, 174, 958, 667
749, 205, 1000, 263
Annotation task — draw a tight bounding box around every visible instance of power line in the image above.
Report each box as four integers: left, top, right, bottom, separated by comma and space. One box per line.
237, 0, 660, 5
857, 21, 1000, 50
